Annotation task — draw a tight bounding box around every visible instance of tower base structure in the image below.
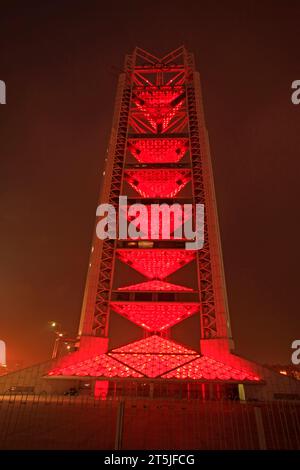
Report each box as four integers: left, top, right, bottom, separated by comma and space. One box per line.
1, 339, 299, 403
44, 335, 300, 402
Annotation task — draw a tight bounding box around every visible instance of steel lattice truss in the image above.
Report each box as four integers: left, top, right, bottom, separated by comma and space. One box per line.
48, 47, 260, 384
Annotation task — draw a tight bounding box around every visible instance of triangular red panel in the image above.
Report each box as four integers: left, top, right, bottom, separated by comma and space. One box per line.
162, 356, 260, 381
128, 138, 189, 163
125, 169, 191, 198
48, 354, 142, 378
110, 335, 198, 355
133, 87, 184, 131
110, 302, 199, 331
118, 280, 193, 292
109, 335, 199, 378
117, 249, 195, 279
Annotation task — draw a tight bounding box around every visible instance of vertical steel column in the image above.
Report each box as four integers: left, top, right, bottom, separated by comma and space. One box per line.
185, 50, 231, 342
78, 56, 133, 337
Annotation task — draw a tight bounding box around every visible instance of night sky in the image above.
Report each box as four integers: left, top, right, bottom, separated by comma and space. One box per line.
0, 1, 299, 367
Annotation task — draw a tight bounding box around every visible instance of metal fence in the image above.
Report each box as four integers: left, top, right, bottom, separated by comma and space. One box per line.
0, 393, 299, 450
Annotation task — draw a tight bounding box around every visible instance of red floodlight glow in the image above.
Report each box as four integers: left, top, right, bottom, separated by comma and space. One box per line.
110, 302, 199, 331
118, 280, 193, 292
116, 249, 195, 279
125, 169, 191, 198
128, 138, 189, 163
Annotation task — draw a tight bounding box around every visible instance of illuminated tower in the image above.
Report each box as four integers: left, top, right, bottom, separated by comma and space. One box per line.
48, 48, 260, 394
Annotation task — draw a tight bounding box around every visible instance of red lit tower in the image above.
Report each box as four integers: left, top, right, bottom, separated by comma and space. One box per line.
48, 48, 260, 395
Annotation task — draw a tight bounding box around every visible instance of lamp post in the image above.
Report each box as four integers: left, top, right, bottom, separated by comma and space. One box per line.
48, 321, 77, 359
48, 321, 65, 359
52, 335, 60, 359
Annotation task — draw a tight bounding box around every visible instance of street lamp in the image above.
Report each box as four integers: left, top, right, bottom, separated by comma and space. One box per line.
51, 331, 65, 359
48, 321, 76, 359
48, 321, 64, 359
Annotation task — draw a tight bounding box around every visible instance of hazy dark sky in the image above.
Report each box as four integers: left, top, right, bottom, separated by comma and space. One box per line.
0, 1, 299, 366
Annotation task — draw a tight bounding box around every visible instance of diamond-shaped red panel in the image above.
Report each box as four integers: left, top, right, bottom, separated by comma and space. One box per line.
162, 356, 260, 381
128, 138, 188, 163
117, 249, 195, 279
118, 280, 193, 292
109, 335, 199, 378
48, 354, 142, 378
133, 87, 185, 132
110, 302, 199, 331
125, 169, 191, 198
